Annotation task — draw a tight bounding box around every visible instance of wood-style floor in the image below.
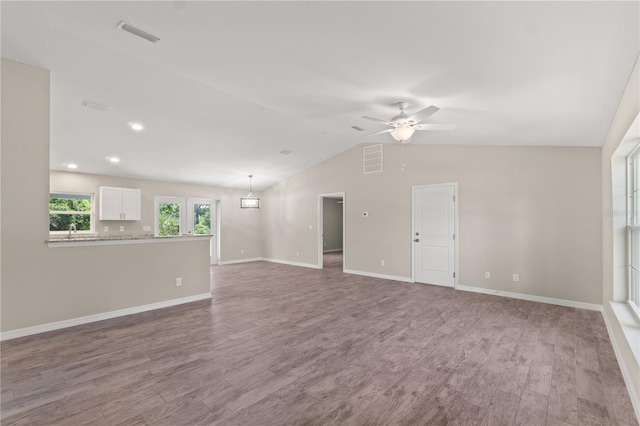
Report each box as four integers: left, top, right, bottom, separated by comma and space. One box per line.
1, 252, 637, 425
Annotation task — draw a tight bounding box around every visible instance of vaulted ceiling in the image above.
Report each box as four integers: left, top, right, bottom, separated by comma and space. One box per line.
2, 1, 638, 190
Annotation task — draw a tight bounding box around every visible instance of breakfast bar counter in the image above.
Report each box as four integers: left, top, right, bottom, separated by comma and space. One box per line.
46, 234, 212, 248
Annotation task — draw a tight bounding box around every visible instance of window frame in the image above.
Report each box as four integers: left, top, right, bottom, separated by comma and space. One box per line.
187, 198, 213, 236
154, 196, 186, 237
154, 196, 214, 237
49, 192, 95, 236
627, 146, 640, 318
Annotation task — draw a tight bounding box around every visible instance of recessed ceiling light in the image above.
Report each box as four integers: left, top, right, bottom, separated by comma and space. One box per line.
109, 157, 121, 163
67, 163, 78, 169
129, 122, 144, 131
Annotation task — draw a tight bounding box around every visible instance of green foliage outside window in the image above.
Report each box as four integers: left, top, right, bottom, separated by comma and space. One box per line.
158, 202, 211, 236
49, 195, 92, 231
159, 203, 181, 236
193, 204, 211, 235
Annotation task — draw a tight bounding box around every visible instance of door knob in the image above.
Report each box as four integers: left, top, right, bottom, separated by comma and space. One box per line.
414, 238, 420, 242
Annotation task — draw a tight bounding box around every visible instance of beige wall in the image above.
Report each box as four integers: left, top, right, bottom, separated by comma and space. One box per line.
322, 198, 343, 252
50, 171, 262, 262
262, 143, 602, 304
601, 56, 639, 408
1, 59, 211, 333
1, 54, 635, 407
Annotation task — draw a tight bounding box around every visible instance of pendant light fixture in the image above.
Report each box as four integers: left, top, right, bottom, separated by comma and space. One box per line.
240, 174, 260, 209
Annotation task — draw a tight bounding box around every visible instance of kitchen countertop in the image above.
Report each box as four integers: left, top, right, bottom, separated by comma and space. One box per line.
47, 234, 212, 248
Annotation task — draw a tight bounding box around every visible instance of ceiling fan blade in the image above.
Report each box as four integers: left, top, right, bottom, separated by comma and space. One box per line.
414, 123, 456, 131
360, 128, 393, 138
407, 105, 440, 123
361, 116, 394, 126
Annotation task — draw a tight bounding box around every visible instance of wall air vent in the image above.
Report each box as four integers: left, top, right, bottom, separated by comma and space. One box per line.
82, 100, 109, 111
363, 144, 383, 174
118, 21, 161, 44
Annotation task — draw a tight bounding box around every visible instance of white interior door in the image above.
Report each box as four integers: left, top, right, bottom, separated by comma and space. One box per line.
413, 184, 456, 287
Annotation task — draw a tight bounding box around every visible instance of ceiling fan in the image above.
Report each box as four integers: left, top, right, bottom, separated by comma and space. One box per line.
362, 102, 455, 143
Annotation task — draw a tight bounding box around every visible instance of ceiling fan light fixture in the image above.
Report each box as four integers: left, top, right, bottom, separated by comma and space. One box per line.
362, 103, 451, 143
390, 124, 415, 142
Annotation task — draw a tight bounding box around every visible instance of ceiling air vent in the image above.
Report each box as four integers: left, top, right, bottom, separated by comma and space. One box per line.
363, 144, 383, 174
118, 21, 161, 44
82, 100, 109, 111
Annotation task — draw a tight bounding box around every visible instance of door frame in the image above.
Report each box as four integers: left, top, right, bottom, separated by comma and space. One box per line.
317, 192, 346, 270
155, 196, 218, 265
187, 198, 217, 265
411, 182, 459, 287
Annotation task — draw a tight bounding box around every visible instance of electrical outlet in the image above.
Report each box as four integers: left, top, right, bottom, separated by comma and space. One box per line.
104, 226, 109, 232
381, 260, 385, 266
485, 271, 490, 279
119, 226, 124, 232
513, 273, 519, 282
176, 277, 182, 287
309, 225, 313, 230
143, 225, 151, 232
296, 250, 300, 256
240, 249, 244, 254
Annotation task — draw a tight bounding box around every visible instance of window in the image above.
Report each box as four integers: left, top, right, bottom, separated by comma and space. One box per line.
188, 198, 212, 235
154, 196, 217, 265
49, 192, 94, 234
155, 197, 185, 237
627, 147, 640, 316
154, 197, 213, 237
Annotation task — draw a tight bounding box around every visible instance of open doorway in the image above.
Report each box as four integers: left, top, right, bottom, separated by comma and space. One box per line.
318, 193, 345, 270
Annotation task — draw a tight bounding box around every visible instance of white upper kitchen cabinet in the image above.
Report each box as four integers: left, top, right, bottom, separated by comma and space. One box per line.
99, 186, 141, 221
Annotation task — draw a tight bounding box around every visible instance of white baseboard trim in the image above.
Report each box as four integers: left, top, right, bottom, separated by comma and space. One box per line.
262, 258, 322, 269
0, 293, 212, 342
456, 285, 603, 312
323, 248, 343, 253
343, 268, 413, 283
602, 304, 640, 420
218, 257, 263, 265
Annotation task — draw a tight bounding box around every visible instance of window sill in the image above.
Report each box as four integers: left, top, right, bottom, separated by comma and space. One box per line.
50, 232, 98, 237
610, 301, 640, 366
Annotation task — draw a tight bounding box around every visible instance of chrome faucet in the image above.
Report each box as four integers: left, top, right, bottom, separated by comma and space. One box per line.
67, 223, 77, 239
